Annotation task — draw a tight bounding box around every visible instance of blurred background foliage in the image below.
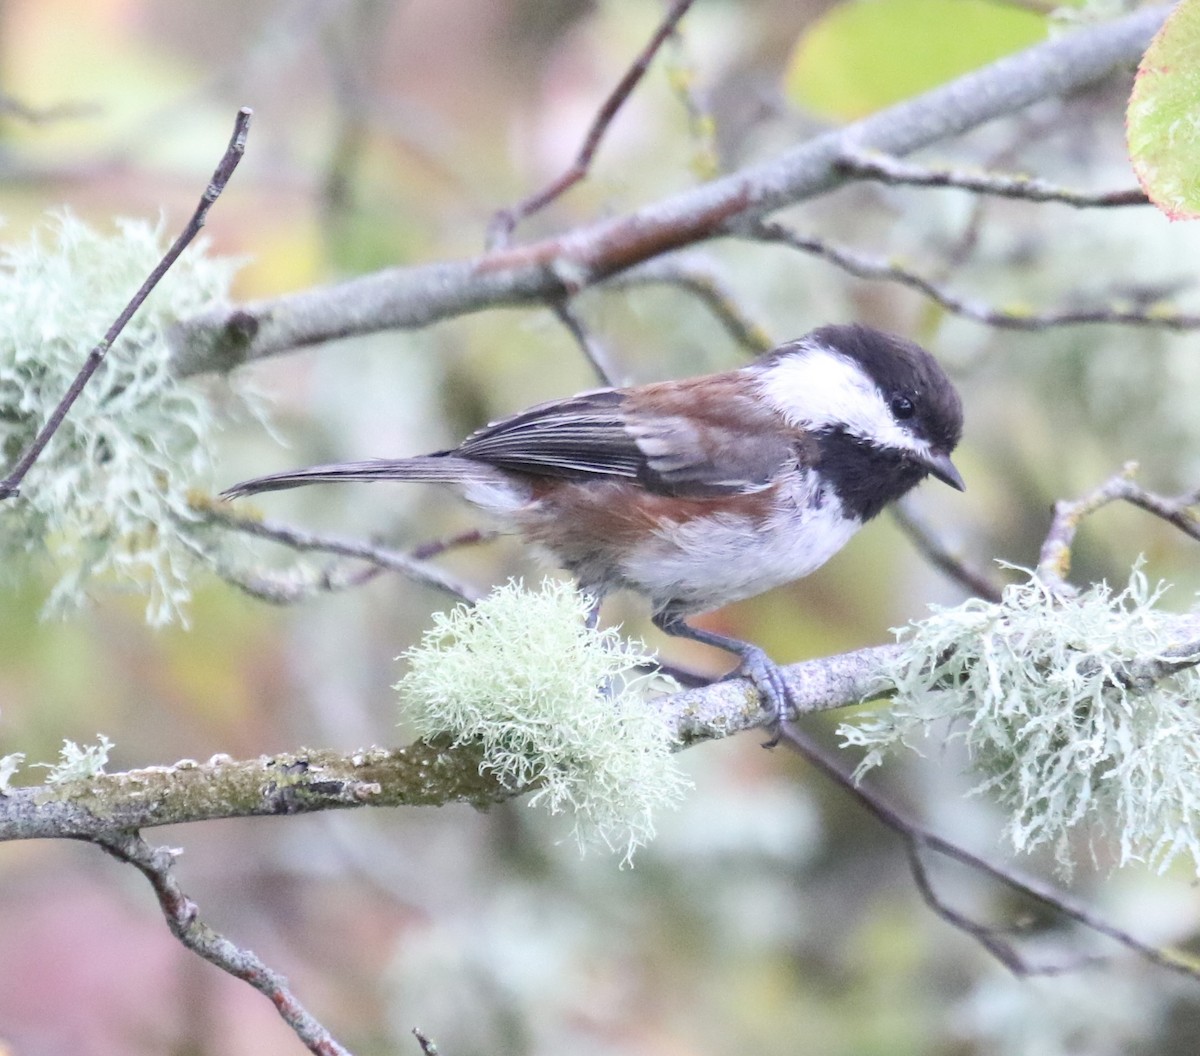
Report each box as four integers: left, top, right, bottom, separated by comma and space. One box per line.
3, 0, 1200, 1054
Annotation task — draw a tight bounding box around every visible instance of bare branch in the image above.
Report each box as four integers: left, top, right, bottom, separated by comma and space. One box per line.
775, 724, 1200, 985
487, 0, 698, 248
0, 94, 100, 125
838, 149, 1149, 208
213, 556, 386, 605
551, 299, 624, 386
168, 9, 1171, 376
903, 842, 1111, 978
411, 1028, 440, 1056
602, 252, 774, 354
749, 219, 1200, 332
891, 496, 1005, 602
409, 527, 498, 560
97, 831, 354, 1056
200, 503, 485, 603
0, 107, 252, 500
663, 18, 719, 182
1037, 462, 1200, 591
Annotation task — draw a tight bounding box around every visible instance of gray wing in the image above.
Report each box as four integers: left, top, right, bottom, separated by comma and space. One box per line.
454, 387, 800, 497
455, 390, 643, 477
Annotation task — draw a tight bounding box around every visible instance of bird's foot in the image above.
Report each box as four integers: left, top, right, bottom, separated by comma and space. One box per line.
728, 643, 793, 748
650, 612, 794, 746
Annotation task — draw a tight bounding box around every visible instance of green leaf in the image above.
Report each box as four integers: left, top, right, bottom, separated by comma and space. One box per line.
1127, 0, 1200, 220
785, 0, 1047, 121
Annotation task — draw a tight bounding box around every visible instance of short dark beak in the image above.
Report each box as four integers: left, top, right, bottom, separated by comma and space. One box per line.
921, 450, 966, 491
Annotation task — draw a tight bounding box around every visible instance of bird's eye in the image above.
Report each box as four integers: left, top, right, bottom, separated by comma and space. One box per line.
890, 394, 916, 420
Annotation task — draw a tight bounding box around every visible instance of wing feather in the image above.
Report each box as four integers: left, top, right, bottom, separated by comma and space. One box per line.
454, 375, 807, 497
456, 390, 644, 477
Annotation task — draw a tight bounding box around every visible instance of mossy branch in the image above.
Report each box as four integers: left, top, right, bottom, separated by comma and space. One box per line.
0, 741, 497, 841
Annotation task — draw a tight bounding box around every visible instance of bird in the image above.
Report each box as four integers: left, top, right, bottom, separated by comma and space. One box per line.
223, 323, 964, 732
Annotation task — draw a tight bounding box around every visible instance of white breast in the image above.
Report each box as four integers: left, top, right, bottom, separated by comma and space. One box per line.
618, 473, 862, 614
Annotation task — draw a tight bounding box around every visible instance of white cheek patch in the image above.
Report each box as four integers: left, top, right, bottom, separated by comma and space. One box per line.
755, 345, 930, 458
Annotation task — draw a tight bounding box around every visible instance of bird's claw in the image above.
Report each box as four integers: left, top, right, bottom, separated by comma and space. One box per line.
732, 644, 793, 748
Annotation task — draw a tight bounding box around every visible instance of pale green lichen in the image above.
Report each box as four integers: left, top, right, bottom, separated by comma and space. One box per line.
0, 211, 248, 625
395, 579, 688, 863
35, 734, 114, 783
0, 753, 24, 791
841, 566, 1200, 876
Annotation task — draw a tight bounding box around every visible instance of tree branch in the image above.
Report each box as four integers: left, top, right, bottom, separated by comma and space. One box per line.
551, 298, 623, 386
167, 9, 1170, 377
0, 93, 100, 125
776, 723, 1200, 985
0, 107, 252, 499
1, 742, 499, 840
486, 0, 699, 248
601, 252, 775, 354
891, 496, 1005, 602
749, 218, 1200, 332
97, 831, 354, 1056
837, 149, 1149, 207
199, 503, 486, 603
411, 1028, 440, 1056
1037, 462, 1200, 591
0, 642, 901, 841
12, 613, 1190, 841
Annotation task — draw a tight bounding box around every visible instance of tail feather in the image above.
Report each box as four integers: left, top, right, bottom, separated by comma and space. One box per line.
222, 456, 498, 499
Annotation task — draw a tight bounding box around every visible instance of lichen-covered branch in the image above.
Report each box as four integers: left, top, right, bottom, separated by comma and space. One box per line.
0, 742, 496, 841
777, 724, 1200, 985
0, 642, 901, 842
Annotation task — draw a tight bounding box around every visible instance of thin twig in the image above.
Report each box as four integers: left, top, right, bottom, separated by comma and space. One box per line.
891, 496, 1004, 602
749, 219, 1200, 332
216, 558, 386, 605
486, 0, 697, 248
0, 94, 100, 125
203, 504, 485, 603
838, 149, 1148, 208
775, 723, 1200, 984
195, 521, 493, 606
603, 253, 775, 355
409, 527, 497, 561
213, 527, 497, 606
96, 830, 353, 1056
1037, 462, 1200, 591
0, 107, 252, 501
663, 21, 719, 181
551, 300, 623, 386
903, 843, 1109, 977
411, 1028, 440, 1056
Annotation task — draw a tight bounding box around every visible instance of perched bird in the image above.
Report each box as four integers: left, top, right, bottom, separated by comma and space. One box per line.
224, 324, 964, 729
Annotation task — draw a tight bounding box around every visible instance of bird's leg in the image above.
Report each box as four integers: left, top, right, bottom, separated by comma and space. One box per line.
582, 590, 622, 700
652, 612, 793, 745
584, 595, 602, 630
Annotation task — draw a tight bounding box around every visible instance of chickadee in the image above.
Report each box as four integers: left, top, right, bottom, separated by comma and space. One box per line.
224, 324, 964, 729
